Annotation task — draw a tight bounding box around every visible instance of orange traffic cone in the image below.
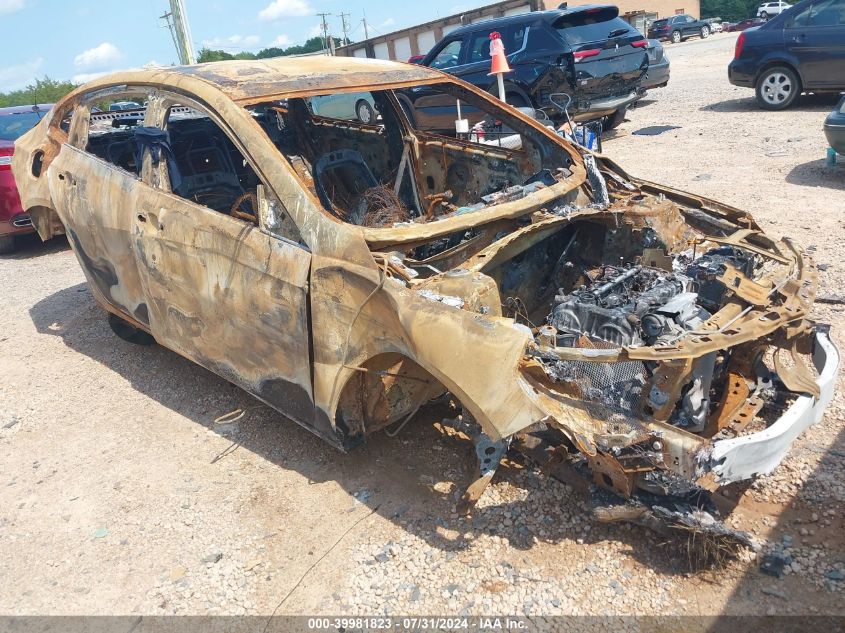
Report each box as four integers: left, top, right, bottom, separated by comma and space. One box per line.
487, 32, 512, 76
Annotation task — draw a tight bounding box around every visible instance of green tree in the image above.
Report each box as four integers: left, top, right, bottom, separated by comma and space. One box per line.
701, 0, 760, 21
198, 36, 336, 64
197, 47, 235, 63
0, 76, 78, 108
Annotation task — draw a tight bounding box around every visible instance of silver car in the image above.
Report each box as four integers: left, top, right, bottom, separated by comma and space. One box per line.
308, 92, 377, 123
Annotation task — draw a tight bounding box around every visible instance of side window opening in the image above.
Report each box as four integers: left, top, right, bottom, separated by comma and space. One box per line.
467, 25, 527, 64
807, 0, 845, 25
787, 3, 813, 26
161, 106, 301, 244
430, 40, 463, 69
83, 91, 151, 176
165, 110, 260, 213
526, 24, 566, 54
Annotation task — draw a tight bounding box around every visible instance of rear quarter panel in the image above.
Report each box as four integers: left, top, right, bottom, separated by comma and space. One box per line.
12, 116, 58, 212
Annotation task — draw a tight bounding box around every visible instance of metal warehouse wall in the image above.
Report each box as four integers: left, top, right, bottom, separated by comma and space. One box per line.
336, 0, 541, 61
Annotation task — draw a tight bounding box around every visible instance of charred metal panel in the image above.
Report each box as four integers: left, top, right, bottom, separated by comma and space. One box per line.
47, 146, 151, 323
130, 188, 314, 425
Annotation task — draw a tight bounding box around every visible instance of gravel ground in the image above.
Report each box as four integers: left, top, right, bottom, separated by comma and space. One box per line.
1, 33, 844, 619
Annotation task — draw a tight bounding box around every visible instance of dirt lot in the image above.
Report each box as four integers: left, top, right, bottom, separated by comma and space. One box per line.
1, 33, 844, 619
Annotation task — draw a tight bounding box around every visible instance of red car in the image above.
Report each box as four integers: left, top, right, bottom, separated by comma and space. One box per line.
727, 18, 765, 32
0, 104, 53, 253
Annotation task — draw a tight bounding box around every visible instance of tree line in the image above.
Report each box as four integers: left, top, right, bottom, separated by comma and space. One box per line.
0, 77, 79, 108
701, 0, 767, 21
197, 35, 350, 63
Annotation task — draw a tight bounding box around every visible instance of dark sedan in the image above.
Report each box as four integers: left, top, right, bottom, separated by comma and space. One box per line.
825, 95, 845, 155
728, 0, 845, 109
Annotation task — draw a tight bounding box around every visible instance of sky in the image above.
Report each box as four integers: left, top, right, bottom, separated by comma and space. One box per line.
0, 0, 492, 92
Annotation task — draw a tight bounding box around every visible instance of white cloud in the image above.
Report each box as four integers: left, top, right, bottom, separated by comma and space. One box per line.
258, 0, 311, 21
71, 71, 110, 84
308, 23, 323, 38
74, 42, 123, 69
380, 18, 396, 27
0, 0, 25, 15
270, 34, 291, 47
0, 57, 43, 91
202, 34, 261, 50
72, 60, 164, 85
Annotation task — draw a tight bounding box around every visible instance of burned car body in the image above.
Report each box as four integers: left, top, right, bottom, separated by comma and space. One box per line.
13, 57, 837, 532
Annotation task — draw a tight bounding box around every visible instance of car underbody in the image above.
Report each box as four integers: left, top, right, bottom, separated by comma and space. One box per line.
14, 58, 838, 551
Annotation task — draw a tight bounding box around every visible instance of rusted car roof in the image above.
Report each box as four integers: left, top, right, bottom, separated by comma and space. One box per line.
68, 57, 448, 106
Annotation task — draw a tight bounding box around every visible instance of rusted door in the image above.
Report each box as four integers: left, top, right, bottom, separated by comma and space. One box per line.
131, 192, 316, 427
47, 141, 153, 328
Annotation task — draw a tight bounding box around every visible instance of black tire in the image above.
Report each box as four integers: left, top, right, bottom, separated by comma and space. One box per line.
355, 99, 375, 124
603, 106, 627, 131
108, 313, 156, 345
671, 30, 682, 43
755, 65, 801, 110
398, 98, 416, 127
700, 25, 710, 38
506, 93, 530, 108
760, 11, 768, 18
0, 234, 15, 255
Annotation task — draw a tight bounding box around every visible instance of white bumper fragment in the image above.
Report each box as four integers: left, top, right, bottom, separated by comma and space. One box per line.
710, 330, 839, 484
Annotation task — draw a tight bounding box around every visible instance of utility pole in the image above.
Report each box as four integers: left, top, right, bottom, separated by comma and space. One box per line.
339, 12, 351, 46
361, 12, 370, 39
317, 12, 332, 55
160, 0, 196, 64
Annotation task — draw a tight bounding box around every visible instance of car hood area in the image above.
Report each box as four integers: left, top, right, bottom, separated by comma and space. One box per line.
359, 146, 835, 539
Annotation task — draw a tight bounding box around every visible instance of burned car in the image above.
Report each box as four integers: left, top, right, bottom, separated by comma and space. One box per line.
13, 57, 837, 538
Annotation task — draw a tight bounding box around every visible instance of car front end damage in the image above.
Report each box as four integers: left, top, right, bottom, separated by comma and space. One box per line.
15, 58, 836, 550
365, 153, 838, 547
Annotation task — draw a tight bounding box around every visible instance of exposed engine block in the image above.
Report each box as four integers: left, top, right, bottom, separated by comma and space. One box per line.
684, 246, 758, 313
549, 265, 709, 347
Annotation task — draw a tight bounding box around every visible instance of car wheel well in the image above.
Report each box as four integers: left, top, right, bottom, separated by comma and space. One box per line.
755, 60, 803, 88
502, 84, 533, 108
335, 352, 448, 438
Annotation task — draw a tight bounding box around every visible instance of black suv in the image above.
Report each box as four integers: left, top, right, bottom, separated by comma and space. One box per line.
647, 14, 712, 43
411, 6, 648, 128
728, 0, 845, 109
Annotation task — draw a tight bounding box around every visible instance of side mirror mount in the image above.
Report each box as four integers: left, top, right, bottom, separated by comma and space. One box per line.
256, 183, 303, 245
256, 184, 277, 232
